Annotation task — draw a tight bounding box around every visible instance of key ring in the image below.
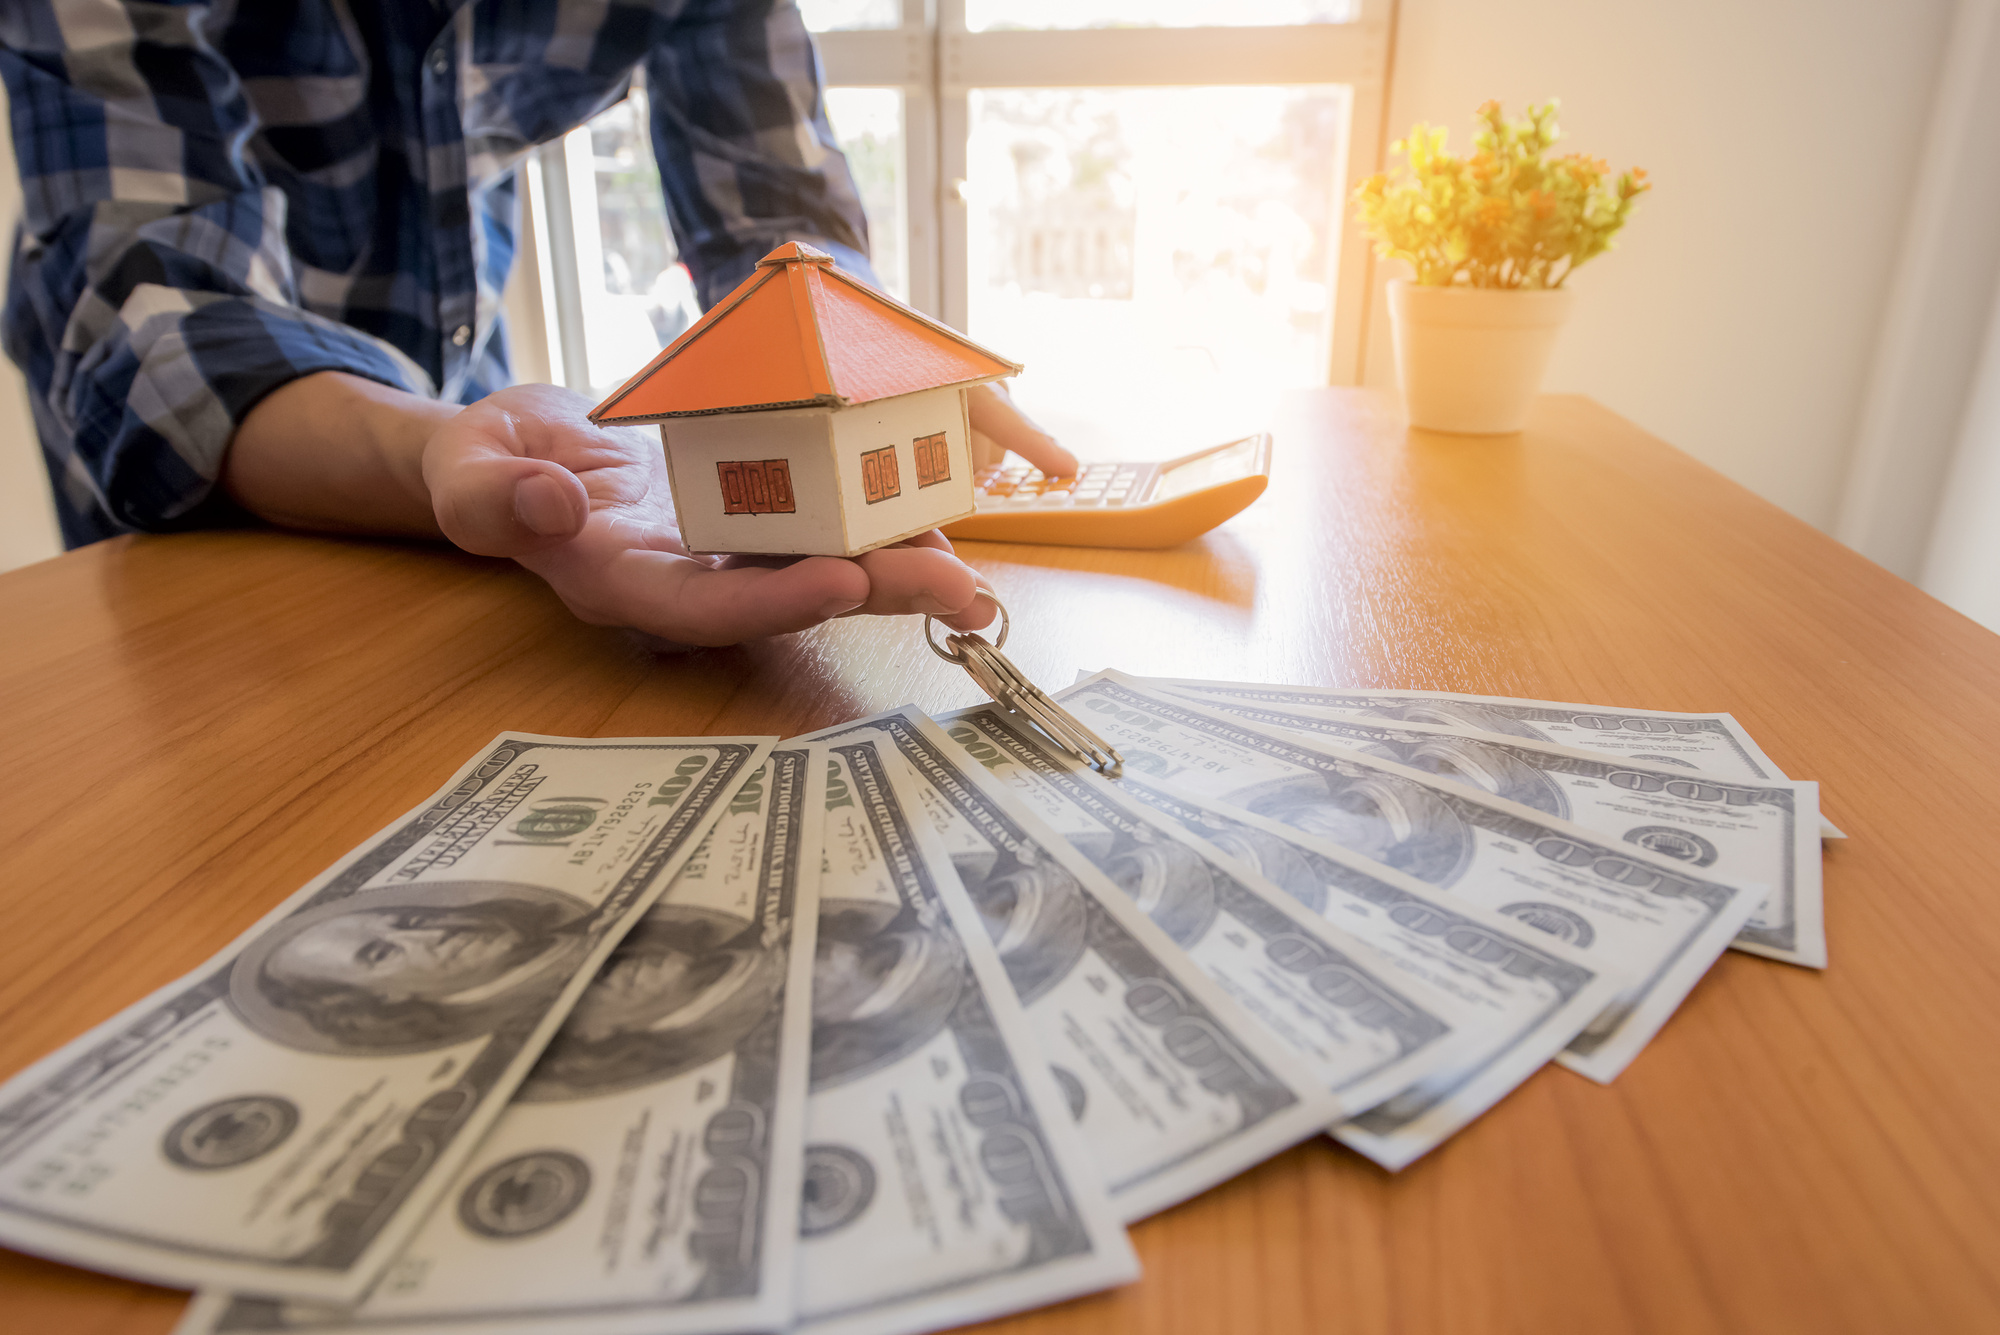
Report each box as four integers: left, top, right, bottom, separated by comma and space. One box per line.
920, 596, 1122, 775
924, 598, 1009, 662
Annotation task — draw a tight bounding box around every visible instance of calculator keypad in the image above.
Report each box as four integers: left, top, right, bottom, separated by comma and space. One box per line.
974, 462, 1143, 510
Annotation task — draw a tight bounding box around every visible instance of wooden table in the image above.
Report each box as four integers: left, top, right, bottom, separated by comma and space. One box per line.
4, 391, 1998, 1333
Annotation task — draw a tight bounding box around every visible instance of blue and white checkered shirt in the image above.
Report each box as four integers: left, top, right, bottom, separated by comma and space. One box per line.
1, 0, 873, 546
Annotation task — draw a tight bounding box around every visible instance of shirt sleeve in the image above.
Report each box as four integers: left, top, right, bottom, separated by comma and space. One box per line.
0, 7, 434, 539
644, 0, 880, 309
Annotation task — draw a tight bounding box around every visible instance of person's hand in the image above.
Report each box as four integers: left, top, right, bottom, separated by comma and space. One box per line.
421, 383, 997, 647
967, 381, 1079, 477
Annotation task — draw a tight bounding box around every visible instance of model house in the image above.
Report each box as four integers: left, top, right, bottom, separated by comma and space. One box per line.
588, 242, 1021, 558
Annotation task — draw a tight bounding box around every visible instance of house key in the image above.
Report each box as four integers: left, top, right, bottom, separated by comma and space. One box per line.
924, 600, 1124, 774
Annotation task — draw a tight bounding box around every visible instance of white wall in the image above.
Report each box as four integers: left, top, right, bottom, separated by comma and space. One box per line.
1918, 279, 2000, 627
1368, 0, 1956, 531
1842, 0, 2000, 614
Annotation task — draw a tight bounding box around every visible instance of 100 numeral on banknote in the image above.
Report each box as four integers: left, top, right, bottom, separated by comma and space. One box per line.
0, 734, 773, 1302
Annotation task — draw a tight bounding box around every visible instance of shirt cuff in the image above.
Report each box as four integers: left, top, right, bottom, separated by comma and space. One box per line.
93, 294, 434, 531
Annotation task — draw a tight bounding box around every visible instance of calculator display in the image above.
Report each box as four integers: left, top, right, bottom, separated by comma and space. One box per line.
1151, 436, 1265, 502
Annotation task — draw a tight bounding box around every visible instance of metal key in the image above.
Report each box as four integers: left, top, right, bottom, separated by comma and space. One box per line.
923, 599, 1124, 774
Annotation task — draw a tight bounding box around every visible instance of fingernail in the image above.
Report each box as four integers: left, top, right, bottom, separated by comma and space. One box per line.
514, 474, 577, 536
819, 598, 865, 618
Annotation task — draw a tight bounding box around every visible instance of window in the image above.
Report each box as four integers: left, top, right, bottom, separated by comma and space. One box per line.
860, 444, 902, 503
718, 460, 798, 515
913, 432, 951, 487
517, 1, 1393, 449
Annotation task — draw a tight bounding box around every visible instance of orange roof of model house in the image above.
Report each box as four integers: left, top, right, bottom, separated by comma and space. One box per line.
589, 242, 1023, 424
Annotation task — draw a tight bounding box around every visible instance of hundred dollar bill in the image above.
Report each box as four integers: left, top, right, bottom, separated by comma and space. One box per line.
1100, 773, 1623, 1169
937, 703, 1504, 1122
1176, 696, 1826, 969
1151, 676, 1844, 839
0, 734, 773, 1302
796, 739, 1137, 1335
798, 709, 1342, 1222
1060, 673, 1765, 1083
179, 747, 825, 1335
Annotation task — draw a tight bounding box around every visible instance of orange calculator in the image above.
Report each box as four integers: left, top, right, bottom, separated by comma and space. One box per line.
942, 433, 1272, 549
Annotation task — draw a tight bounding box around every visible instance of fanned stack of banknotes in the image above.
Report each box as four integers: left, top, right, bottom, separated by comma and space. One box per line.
0, 670, 1829, 1335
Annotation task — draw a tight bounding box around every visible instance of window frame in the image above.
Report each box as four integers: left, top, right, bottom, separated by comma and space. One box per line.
514, 0, 1395, 395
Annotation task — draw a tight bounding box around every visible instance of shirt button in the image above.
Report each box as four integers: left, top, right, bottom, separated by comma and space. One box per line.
429, 49, 450, 76
451, 324, 471, 347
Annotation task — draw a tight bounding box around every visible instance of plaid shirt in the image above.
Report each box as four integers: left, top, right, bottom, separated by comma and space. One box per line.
2, 0, 873, 547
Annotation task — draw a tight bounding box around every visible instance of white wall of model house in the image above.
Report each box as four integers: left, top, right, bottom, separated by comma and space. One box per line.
663, 384, 975, 557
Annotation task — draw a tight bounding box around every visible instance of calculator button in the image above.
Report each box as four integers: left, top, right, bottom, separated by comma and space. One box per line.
1038, 491, 1073, 506
1005, 491, 1039, 504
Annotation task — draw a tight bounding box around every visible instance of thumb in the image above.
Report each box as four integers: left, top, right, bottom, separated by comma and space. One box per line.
429, 448, 590, 557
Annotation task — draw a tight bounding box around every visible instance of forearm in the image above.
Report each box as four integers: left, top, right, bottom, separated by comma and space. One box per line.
645, 9, 874, 307
224, 372, 460, 537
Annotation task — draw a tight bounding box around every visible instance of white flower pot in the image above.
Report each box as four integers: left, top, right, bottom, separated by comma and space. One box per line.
1387, 280, 1577, 434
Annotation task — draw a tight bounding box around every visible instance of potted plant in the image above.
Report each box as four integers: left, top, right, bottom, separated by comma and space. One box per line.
1354, 101, 1650, 434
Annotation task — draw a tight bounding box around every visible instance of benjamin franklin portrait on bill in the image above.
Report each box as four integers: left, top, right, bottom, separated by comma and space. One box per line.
954, 856, 1090, 1004
1102, 838, 1219, 948
517, 902, 786, 1102
809, 898, 968, 1089
1228, 770, 1474, 886
229, 881, 595, 1055
1341, 731, 1567, 820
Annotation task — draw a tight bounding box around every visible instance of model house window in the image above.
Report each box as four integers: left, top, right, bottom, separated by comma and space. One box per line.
516, 1, 1393, 441
860, 445, 902, 503
718, 460, 798, 515
913, 432, 951, 487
